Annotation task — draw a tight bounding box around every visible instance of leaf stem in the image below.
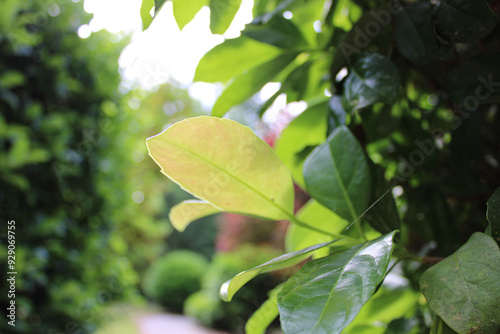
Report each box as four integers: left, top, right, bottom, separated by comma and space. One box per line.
287, 214, 360, 244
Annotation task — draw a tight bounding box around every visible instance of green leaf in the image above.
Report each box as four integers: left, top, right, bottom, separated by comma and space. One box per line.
172, 0, 207, 30
212, 52, 298, 117
420, 232, 500, 334
435, 0, 498, 43
430, 317, 456, 334
275, 100, 329, 188
147, 116, 294, 221
245, 284, 283, 334
342, 53, 401, 112
210, 0, 243, 34
303, 125, 371, 222
140, 0, 154, 30
487, 187, 500, 244
363, 162, 400, 235
328, 96, 347, 131
194, 36, 282, 83
242, 15, 308, 49
168, 200, 221, 232
220, 240, 337, 302
285, 200, 349, 257
395, 3, 439, 64
278, 232, 397, 334
154, 0, 168, 15
448, 54, 500, 104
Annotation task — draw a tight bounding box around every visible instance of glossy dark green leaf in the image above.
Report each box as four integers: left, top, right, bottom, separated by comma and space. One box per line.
220, 240, 337, 302
194, 36, 282, 83
154, 0, 167, 14
420, 232, 500, 334
342, 53, 401, 112
303, 125, 371, 222
242, 15, 308, 49
344, 287, 419, 333
448, 54, 500, 104
210, 0, 243, 35
172, 0, 207, 30
363, 162, 400, 235
275, 101, 328, 188
278, 232, 397, 334
212, 52, 297, 117
395, 3, 439, 64
435, 0, 498, 43
487, 187, 500, 244
328, 96, 347, 130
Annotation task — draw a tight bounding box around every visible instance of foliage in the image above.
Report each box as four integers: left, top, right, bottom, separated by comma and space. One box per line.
143, 0, 500, 333
142, 250, 209, 312
184, 244, 281, 331
0, 1, 204, 333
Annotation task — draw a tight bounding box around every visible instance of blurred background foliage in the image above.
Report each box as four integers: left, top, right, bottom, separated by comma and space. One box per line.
0, 0, 284, 333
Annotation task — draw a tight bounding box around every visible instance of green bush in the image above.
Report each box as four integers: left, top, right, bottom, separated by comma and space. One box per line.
142, 250, 209, 312
184, 244, 281, 331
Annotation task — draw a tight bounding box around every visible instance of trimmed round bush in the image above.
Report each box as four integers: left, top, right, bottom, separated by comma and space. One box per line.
142, 250, 209, 312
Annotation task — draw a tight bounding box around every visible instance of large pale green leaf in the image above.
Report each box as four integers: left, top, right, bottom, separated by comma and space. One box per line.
210, 0, 243, 35
435, 0, 498, 43
172, 0, 207, 30
245, 284, 283, 334
342, 53, 401, 112
285, 200, 348, 257
420, 232, 500, 334
278, 232, 397, 334
363, 162, 400, 235
147, 116, 294, 222
220, 240, 337, 302
212, 52, 297, 116
242, 15, 308, 49
487, 187, 500, 244
275, 100, 328, 188
303, 125, 371, 223
169, 200, 221, 232
194, 36, 282, 83
395, 3, 439, 64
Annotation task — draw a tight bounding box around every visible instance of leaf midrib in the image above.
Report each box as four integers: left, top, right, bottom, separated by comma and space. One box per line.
159, 138, 293, 219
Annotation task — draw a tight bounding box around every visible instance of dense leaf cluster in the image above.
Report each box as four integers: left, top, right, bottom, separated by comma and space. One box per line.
142, 0, 500, 333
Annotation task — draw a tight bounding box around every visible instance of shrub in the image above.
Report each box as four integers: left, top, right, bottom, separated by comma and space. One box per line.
142, 250, 208, 312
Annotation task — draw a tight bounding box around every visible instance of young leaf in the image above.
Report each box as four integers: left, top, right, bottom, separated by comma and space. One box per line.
278, 232, 397, 334
212, 52, 298, 117
420, 232, 500, 334
147, 116, 294, 222
487, 187, 500, 244
194, 36, 282, 83
342, 53, 401, 112
169, 200, 221, 232
220, 240, 338, 302
140, 0, 154, 30
275, 101, 329, 188
285, 200, 349, 257
210, 0, 243, 35
303, 125, 371, 223
245, 284, 283, 334
172, 0, 207, 30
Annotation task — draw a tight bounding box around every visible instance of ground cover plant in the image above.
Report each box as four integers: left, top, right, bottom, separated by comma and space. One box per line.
141, 0, 500, 333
